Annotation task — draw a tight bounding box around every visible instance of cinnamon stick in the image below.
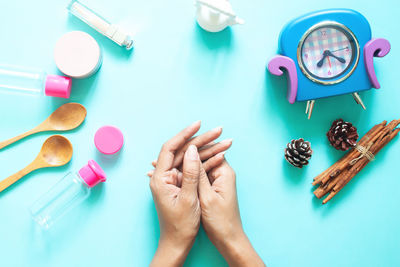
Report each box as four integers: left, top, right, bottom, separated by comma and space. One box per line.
312, 121, 387, 186
313, 119, 400, 204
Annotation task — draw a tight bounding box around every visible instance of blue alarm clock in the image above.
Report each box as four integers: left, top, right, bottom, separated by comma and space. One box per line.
268, 9, 391, 119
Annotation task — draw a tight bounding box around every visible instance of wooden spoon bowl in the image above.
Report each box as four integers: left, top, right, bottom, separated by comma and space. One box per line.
0, 135, 73, 192
0, 103, 86, 150
37, 135, 73, 167
47, 103, 87, 131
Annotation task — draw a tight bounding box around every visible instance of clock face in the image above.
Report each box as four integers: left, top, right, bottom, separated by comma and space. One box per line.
298, 22, 359, 84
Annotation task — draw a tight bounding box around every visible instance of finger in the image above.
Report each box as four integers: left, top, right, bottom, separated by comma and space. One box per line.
199, 139, 232, 162
152, 139, 230, 168
147, 170, 155, 178
198, 162, 213, 198
172, 126, 223, 168
209, 160, 235, 185
148, 169, 183, 188
164, 168, 179, 186
180, 145, 200, 196
198, 141, 215, 151
156, 121, 201, 174
203, 152, 226, 173
177, 171, 183, 188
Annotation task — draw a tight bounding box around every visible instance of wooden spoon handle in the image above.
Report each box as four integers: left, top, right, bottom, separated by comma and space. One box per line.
0, 128, 41, 150
0, 163, 37, 192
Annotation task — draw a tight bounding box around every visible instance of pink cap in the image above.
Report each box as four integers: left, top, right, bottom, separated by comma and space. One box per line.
94, 126, 124, 155
44, 75, 72, 98
78, 160, 106, 188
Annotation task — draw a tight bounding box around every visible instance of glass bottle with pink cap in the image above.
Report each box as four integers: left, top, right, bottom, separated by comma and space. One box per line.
30, 160, 106, 229
0, 64, 72, 98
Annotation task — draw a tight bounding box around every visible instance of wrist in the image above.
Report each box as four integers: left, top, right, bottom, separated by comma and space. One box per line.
215, 229, 247, 260
215, 230, 264, 267
151, 235, 194, 267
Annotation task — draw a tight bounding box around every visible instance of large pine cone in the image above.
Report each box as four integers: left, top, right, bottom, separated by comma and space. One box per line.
284, 138, 313, 168
327, 119, 359, 151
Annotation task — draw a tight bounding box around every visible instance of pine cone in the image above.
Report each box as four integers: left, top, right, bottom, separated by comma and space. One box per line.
284, 138, 313, 168
327, 119, 359, 151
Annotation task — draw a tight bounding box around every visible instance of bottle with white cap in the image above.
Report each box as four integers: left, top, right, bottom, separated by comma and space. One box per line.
30, 160, 106, 229
0, 64, 72, 98
67, 0, 133, 50
195, 0, 244, 33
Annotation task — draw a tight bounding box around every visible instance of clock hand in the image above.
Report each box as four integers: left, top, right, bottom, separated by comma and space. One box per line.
326, 50, 346, 63
331, 46, 349, 53
317, 51, 328, 68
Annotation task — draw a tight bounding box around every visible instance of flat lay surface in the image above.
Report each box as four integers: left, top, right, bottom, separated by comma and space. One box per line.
0, 0, 399, 266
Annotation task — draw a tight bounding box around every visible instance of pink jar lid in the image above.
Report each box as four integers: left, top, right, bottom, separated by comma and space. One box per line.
78, 160, 106, 188
94, 126, 124, 155
44, 75, 72, 98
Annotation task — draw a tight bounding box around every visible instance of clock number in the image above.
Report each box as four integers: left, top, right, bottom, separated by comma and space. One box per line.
320, 30, 327, 38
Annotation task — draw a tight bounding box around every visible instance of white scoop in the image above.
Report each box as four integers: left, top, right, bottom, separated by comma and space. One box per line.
195, 0, 244, 32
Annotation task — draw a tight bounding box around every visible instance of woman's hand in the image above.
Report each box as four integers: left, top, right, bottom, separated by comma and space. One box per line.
149, 121, 263, 266
198, 161, 265, 267
148, 130, 233, 180
150, 121, 231, 267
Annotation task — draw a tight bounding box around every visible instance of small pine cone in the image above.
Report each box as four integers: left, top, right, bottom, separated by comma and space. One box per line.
327, 119, 359, 151
284, 138, 313, 168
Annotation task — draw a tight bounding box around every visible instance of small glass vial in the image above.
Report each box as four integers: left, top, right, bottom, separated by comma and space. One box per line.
67, 0, 133, 50
30, 160, 106, 229
0, 64, 72, 98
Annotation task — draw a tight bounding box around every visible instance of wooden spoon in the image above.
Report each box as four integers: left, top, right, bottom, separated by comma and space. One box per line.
0, 135, 73, 192
0, 103, 86, 150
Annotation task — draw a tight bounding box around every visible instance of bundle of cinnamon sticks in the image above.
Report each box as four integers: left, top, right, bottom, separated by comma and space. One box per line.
313, 119, 400, 204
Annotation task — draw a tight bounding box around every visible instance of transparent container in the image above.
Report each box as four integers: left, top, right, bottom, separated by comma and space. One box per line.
67, 0, 133, 50
0, 64, 72, 98
30, 160, 106, 229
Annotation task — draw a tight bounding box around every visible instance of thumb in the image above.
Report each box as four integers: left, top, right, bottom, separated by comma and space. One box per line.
181, 145, 200, 196
198, 164, 213, 198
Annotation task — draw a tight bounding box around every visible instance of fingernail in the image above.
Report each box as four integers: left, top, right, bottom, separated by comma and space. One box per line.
190, 120, 201, 128
213, 126, 223, 132
187, 145, 199, 160
220, 138, 233, 145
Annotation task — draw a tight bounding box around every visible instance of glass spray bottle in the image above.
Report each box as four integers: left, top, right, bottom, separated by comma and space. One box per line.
30, 160, 106, 229
0, 64, 72, 98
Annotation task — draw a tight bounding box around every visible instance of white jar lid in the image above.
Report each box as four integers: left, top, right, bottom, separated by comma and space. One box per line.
54, 31, 102, 79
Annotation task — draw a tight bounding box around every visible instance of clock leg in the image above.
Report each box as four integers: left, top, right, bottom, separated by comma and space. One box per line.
352, 93, 366, 110
305, 100, 310, 114
305, 100, 315, 119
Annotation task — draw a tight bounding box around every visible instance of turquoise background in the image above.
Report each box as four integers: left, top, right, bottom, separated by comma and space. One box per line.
0, 0, 399, 266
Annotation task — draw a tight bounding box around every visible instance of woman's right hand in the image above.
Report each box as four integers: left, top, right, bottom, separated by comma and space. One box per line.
198, 161, 265, 267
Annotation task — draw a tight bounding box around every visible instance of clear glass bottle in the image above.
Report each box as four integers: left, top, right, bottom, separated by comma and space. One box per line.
67, 0, 133, 50
0, 64, 72, 98
30, 160, 106, 229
